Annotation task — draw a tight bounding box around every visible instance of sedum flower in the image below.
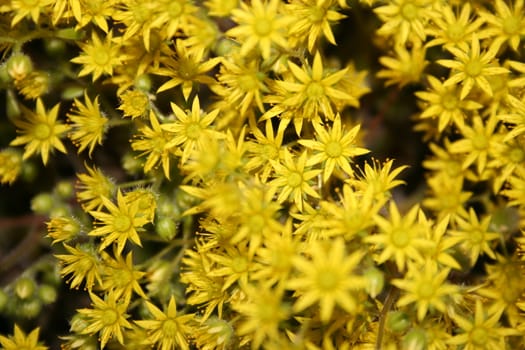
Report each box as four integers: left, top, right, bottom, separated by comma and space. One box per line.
0, 148, 23, 184
478, 0, 525, 53
78, 291, 133, 349
100, 251, 147, 305
71, 31, 124, 81
286, 238, 366, 322
135, 296, 195, 350
56, 243, 103, 291
286, 0, 346, 52
46, 215, 81, 245
131, 111, 177, 179
447, 299, 518, 349
377, 43, 428, 87
118, 89, 150, 119
392, 261, 459, 321
268, 149, 321, 212
0, 324, 47, 350
437, 34, 509, 100
76, 164, 115, 211
10, 98, 69, 165
227, 0, 291, 59
88, 189, 149, 254
365, 202, 433, 271
299, 114, 369, 181
67, 92, 109, 156
10, 0, 53, 26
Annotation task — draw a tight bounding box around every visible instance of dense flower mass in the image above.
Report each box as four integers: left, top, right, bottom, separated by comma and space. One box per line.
1, 0, 525, 349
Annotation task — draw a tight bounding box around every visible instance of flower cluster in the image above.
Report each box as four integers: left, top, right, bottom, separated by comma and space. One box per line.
1, 0, 525, 349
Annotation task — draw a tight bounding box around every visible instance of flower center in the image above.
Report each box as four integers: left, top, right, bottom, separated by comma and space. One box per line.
262, 144, 278, 160
287, 171, 303, 188
306, 81, 324, 98
318, 269, 339, 290
465, 59, 482, 77
93, 50, 110, 66
248, 214, 265, 233
33, 123, 51, 140
185, 122, 202, 139
162, 318, 178, 336
102, 308, 118, 325
309, 6, 326, 23
239, 74, 259, 91
132, 3, 154, 23
21, 0, 38, 6
442, 92, 459, 110
471, 134, 488, 150
167, 1, 183, 18
325, 140, 342, 158
114, 215, 132, 232
503, 16, 520, 35
509, 147, 525, 163
253, 18, 272, 36
401, 2, 418, 21
391, 229, 410, 248
470, 327, 488, 346
418, 282, 434, 299
232, 256, 248, 273
447, 23, 465, 42
470, 229, 484, 244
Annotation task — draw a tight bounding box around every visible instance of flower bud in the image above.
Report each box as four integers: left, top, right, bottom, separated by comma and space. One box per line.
364, 267, 384, 298
134, 74, 152, 92
44, 38, 67, 57
402, 328, 427, 350
38, 284, 58, 304
0, 289, 8, 311
156, 217, 178, 240
31, 192, 55, 215
386, 310, 410, 333
6, 53, 33, 81
15, 277, 36, 300
56, 180, 74, 199
18, 298, 42, 319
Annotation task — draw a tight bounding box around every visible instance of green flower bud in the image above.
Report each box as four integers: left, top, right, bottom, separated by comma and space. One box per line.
31, 192, 55, 215
21, 161, 37, 182
387, 310, 410, 333
122, 152, 143, 176
55, 27, 84, 40
44, 38, 67, 57
15, 277, 36, 300
156, 217, 178, 240
19, 298, 42, 319
56, 180, 74, 199
364, 267, 384, 298
61, 84, 85, 100
6, 53, 33, 81
134, 74, 152, 92
38, 284, 58, 304
402, 328, 427, 350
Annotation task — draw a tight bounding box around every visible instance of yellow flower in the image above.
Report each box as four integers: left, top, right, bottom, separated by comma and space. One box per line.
135, 296, 195, 350
208, 245, 257, 291
78, 291, 133, 349
75, 164, 115, 211
449, 208, 500, 266
437, 34, 509, 100
10, 0, 53, 26
131, 111, 177, 179
65, 0, 116, 32
0, 324, 47, 350
263, 51, 351, 134
205, 0, 239, 17
46, 216, 81, 245
227, 0, 291, 59
447, 299, 518, 349
286, 0, 346, 52
88, 189, 149, 254
55, 243, 103, 291
155, 42, 221, 100
233, 284, 290, 349
0, 148, 23, 184
67, 92, 109, 156
374, 0, 434, 45
118, 89, 150, 119
423, 174, 471, 221
299, 114, 369, 181
365, 202, 432, 271
162, 96, 222, 164
425, 2, 485, 51
268, 149, 321, 212
286, 238, 366, 322
10, 98, 69, 165
100, 251, 147, 305
392, 261, 458, 321
478, 0, 525, 52
377, 43, 428, 87
415, 75, 482, 131
71, 31, 124, 81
